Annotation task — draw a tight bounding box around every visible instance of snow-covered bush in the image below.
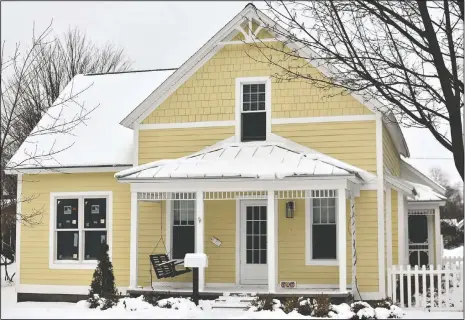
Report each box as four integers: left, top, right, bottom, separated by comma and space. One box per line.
248, 294, 281, 311
87, 243, 119, 310
281, 296, 300, 314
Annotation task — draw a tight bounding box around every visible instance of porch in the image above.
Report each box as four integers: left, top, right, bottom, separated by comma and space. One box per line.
116, 139, 371, 296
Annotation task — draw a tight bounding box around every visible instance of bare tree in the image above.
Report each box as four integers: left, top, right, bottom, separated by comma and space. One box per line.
247, 1, 463, 180
0, 23, 131, 279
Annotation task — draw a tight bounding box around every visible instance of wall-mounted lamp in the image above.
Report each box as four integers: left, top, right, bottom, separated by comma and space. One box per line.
286, 201, 295, 218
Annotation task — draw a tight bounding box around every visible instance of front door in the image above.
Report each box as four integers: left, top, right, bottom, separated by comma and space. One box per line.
408, 214, 429, 266
240, 200, 268, 285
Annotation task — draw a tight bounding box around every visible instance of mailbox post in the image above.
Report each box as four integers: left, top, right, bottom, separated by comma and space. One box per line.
184, 253, 208, 305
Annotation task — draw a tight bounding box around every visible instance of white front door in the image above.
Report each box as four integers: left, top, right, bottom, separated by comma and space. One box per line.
240, 200, 268, 285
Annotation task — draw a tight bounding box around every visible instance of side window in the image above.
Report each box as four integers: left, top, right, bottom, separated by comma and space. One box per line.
311, 197, 337, 260
172, 200, 195, 259
54, 195, 108, 263
241, 83, 266, 142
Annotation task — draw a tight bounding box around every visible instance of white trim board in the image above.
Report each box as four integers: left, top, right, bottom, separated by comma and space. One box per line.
137, 115, 376, 131
15, 174, 22, 290
375, 114, 386, 298
6, 166, 131, 175
48, 191, 113, 270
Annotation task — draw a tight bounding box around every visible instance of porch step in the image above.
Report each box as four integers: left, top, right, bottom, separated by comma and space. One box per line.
212, 295, 254, 310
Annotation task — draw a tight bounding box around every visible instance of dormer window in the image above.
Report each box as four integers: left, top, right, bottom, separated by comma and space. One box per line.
235, 77, 271, 142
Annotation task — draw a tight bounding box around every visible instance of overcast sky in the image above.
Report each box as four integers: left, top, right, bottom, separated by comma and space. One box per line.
1, 1, 461, 184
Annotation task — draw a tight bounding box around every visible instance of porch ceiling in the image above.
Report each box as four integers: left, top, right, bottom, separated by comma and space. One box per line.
116, 135, 373, 183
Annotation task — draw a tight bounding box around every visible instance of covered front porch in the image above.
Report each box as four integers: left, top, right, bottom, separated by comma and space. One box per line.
116, 138, 372, 296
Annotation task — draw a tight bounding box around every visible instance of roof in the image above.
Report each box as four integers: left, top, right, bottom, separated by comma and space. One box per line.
119, 3, 409, 158
400, 158, 446, 195
408, 181, 447, 202
115, 134, 374, 182
7, 69, 174, 171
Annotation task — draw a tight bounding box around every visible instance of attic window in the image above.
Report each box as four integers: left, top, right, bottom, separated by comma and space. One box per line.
237, 77, 270, 142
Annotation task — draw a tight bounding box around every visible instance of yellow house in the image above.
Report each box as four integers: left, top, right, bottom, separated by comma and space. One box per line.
7, 4, 446, 302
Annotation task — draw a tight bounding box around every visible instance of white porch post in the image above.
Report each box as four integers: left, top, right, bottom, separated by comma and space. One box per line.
338, 188, 347, 292
386, 188, 393, 269
349, 193, 356, 295
397, 192, 405, 265
129, 192, 139, 289
267, 189, 277, 293
434, 207, 441, 265
195, 191, 205, 292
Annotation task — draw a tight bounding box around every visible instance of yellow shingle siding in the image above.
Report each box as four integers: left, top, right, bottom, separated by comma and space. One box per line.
383, 125, 400, 176
20, 173, 130, 286
142, 43, 372, 125
273, 121, 377, 173
138, 127, 234, 165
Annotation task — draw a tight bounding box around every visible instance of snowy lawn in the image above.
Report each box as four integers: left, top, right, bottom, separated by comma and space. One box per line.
444, 246, 463, 258
1, 262, 463, 319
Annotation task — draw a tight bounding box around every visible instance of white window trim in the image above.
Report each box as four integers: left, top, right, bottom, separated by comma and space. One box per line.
305, 196, 339, 266
235, 76, 271, 142
49, 191, 112, 270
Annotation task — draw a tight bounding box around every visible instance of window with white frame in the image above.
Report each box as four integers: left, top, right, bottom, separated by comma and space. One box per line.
171, 200, 195, 259
307, 190, 338, 264
241, 82, 267, 142
53, 194, 109, 264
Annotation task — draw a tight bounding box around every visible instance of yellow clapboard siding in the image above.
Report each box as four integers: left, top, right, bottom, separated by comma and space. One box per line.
273, 121, 376, 173
142, 43, 372, 124
383, 125, 401, 176
138, 127, 234, 164
204, 200, 236, 284
20, 173, 131, 286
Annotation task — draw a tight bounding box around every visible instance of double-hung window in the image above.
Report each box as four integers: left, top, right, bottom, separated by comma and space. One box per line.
171, 199, 195, 260
306, 190, 338, 265
236, 77, 270, 142
51, 192, 111, 269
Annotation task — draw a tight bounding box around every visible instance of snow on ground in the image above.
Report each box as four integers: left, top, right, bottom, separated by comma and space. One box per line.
444, 246, 463, 258
0, 262, 462, 319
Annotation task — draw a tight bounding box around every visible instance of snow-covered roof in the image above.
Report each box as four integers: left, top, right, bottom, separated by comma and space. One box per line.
7, 70, 174, 171
115, 135, 374, 182
408, 181, 447, 202
386, 173, 446, 202
400, 158, 446, 195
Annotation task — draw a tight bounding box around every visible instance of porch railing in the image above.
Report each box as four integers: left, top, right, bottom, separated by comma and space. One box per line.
387, 260, 464, 311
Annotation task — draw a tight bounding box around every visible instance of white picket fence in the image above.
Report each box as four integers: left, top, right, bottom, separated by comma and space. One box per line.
388, 260, 464, 311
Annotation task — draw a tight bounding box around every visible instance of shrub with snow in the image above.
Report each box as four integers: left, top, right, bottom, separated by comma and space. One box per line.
87, 243, 119, 310
248, 294, 281, 312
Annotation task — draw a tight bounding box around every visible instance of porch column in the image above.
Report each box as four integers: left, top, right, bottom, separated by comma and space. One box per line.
386, 188, 393, 269
397, 192, 405, 265
195, 191, 205, 292
338, 188, 347, 292
129, 192, 139, 289
434, 207, 441, 265
267, 189, 277, 293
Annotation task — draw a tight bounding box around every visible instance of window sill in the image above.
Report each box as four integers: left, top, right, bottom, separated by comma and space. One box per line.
306, 259, 338, 266
49, 260, 98, 270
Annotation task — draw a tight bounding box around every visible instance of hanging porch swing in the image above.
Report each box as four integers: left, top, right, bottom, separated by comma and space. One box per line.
148, 201, 191, 285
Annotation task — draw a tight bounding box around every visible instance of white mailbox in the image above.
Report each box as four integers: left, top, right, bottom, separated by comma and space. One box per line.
184, 253, 208, 268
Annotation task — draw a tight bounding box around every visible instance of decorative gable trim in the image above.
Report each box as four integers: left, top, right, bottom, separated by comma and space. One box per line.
121, 3, 409, 157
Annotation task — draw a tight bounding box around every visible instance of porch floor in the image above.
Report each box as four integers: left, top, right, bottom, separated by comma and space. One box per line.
127, 285, 351, 298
